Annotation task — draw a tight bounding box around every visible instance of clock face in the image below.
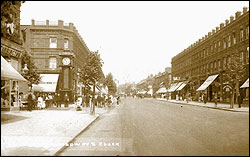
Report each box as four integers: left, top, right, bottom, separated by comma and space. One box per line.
62, 57, 70, 65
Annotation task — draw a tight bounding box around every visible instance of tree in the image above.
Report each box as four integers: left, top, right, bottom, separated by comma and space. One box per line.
224, 50, 248, 108
104, 73, 117, 96
21, 51, 41, 90
80, 50, 104, 115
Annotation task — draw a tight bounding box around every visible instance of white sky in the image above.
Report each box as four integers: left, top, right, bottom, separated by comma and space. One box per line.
20, 1, 249, 85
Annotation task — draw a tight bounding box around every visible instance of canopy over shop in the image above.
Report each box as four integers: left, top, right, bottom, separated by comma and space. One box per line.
196, 74, 219, 91
1, 56, 27, 110
32, 74, 59, 93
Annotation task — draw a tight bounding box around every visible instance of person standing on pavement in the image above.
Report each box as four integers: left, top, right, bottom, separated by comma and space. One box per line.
237, 92, 243, 108
27, 91, 34, 112
203, 92, 207, 104
214, 92, 218, 107
64, 93, 69, 107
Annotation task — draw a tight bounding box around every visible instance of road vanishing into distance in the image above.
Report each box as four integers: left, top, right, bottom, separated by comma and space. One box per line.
59, 97, 249, 156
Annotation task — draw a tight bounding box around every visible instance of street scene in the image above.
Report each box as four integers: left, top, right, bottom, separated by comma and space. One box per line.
1, 1, 249, 156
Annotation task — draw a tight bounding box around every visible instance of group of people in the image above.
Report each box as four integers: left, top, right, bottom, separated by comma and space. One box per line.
78, 94, 121, 109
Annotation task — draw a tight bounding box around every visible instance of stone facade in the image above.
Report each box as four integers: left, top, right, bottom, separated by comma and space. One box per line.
171, 7, 249, 103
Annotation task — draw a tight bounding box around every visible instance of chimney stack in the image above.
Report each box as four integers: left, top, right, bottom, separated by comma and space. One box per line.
208, 32, 211, 36
212, 29, 215, 34
230, 16, 234, 23
225, 19, 229, 26
243, 7, 248, 14
235, 11, 241, 19
216, 27, 219, 32
220, 23, 224, 29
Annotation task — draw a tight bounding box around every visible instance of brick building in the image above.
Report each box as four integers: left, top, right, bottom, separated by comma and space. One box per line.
21, 19, 94, 104
1, 1, 28, 110
171, 7, 249, 104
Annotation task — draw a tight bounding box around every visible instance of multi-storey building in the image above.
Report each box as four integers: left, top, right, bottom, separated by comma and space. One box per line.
171, 7, 249, 104
1, 1, 27, 111
21, 19, 95, 104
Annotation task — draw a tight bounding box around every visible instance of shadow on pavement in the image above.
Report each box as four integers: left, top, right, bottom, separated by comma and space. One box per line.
1, 113, 30, 125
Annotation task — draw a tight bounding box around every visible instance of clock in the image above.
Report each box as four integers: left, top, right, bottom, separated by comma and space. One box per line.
62, 57, 71, 65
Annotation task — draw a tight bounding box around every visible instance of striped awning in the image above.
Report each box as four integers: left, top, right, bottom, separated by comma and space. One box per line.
1, 56, 27, 81
240, 78, 249, 88
156, 87, 167, 94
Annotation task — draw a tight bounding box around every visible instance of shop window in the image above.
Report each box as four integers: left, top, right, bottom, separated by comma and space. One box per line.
50, 37, 57, 48
240, 29, 244, 42
49, 57, 57, 70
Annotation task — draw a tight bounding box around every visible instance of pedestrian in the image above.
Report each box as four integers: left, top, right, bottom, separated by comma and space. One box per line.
64, 93, 69, 107
97, 94, 102, 108
117, 96, 120, 105
237, 92, 243, 108
186, 92, 189, 103
203, 92, 207, 104
214, 92, 218, 107
27, 91, 34, 112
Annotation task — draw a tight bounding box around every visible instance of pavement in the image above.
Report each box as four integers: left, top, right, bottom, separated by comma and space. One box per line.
155, 98, 249, 113
1, 105, 110, 156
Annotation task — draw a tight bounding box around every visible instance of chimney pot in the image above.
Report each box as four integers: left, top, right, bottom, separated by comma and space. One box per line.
235, 11, 241, 19
212, 29, 215, 34
243, 7, 247, 14
220, 23, 224, 29
225, 19, 229, 26
216, 27, 219, 32
208, 32, 211, 36
230, 16, 234, 23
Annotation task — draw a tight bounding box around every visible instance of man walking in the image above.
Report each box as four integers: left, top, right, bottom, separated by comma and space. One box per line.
27, 91, 34, 112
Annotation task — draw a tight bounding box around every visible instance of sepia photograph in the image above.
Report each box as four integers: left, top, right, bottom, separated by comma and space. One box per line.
1, 1, 249, 156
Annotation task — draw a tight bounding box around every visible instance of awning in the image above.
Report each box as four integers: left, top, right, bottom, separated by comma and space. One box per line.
156, 87, 167, 94
147, 89, 153, 95
176, 81, 189, 91
32, 74, 59, 92
240, 78, 249, 88
197, 74, 219, 91
1, 56, 27, 81
172, 82, 183, 92
137, 90, 147, 94
167, 83, 178, 92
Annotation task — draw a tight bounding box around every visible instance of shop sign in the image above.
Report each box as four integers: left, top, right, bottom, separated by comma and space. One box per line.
1, 45, 22, 58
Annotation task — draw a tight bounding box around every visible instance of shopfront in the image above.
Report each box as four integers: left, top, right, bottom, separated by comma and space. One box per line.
1, 56, 27, 111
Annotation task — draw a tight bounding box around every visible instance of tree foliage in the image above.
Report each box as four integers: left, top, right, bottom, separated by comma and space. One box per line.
80, 51, 104, 93
104, 73, 117, 95
223, 50, 249, 107
21, 51, 41, 87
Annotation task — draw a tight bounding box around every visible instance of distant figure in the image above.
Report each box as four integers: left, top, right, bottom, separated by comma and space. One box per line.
214, 92, 218, 107
203, 93, 207, 104
65, 93, 69, 107
117, 96, 120, 105
27, 92, 34, 111
237, 92, 243, 108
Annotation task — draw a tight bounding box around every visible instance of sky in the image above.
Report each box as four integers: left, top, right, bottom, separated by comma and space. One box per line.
20, 1, 249, 85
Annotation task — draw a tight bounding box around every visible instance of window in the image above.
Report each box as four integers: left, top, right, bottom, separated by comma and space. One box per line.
214, 61, 217, 71
228, 56, 231, 64
223, 38, 227, 49
240, 29, 244, 42
246, 26, 249, 39
50, 38, 57, 48
211, 45, 213, 52
247, 48, 249, 63
64, 39, 69, 49
228, 35, 231, 47
233, 33, 236, 45
49, 57, 57, 70
218, 41, 221, 51
223, 57, 227, 69
214, 43, 217, 51
240, 51, 244, 62
210, 62, 213, 71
